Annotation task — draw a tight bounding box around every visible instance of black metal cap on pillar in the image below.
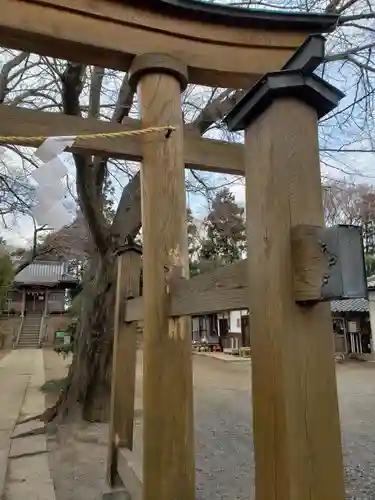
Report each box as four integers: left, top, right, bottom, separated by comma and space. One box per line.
224, 70, 345, 132
281, 34, 325, 74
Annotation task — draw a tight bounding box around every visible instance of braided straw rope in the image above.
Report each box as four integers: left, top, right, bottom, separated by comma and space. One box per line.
0, 125, 176, 144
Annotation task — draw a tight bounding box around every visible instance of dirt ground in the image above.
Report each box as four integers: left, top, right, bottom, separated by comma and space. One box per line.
43, 349, 375, 500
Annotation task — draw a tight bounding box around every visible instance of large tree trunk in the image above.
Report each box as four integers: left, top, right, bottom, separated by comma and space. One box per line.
76, 252, 116, 422
45, 251, 117, 422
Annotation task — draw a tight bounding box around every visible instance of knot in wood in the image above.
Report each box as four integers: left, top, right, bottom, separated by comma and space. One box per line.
164, 264, 183, 294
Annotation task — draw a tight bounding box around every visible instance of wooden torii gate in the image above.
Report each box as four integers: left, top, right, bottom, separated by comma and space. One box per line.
0, 2, 365, 500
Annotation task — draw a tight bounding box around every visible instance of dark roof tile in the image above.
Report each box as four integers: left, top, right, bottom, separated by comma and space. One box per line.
14, 261, 77, 285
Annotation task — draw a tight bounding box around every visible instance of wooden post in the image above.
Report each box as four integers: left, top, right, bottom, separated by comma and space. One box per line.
107, 244, 142, 486
21, 288, 25, 316
44, 289, 49, 315
128, 54, 195, 500
226, 74, 345, 500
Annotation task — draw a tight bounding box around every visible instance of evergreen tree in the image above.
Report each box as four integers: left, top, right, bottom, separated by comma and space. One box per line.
365, 254, 375, 278
357, 191, 375, 256
0, 246, 13, 310
200, 187, 246, 265
187, 208, 200, 276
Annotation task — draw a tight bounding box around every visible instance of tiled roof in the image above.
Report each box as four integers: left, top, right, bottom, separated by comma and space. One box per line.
14, 261, 77, 285
331, 298, 369, 313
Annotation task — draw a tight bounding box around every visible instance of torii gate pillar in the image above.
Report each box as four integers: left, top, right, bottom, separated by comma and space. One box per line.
226, 72, 346, 500
129, 54, 195, 500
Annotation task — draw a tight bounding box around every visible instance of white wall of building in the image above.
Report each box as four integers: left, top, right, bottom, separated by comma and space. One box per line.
229, 310, 247, 333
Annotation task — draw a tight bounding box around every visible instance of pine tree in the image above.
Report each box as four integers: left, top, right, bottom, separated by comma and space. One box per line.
200, 187, 246, 265
187, 208, 200, 276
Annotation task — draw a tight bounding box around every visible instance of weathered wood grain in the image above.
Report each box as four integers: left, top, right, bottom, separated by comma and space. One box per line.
0, 0, 309, 88
125, 259, 248, 321
135, 58, 195, 500
107, 249, 141, 486
245, 98, 345, 500
0, 105, 243, 175
292, 224, 328, 302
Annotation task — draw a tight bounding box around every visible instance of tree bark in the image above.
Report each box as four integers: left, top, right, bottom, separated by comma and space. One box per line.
44, 250, 116, 422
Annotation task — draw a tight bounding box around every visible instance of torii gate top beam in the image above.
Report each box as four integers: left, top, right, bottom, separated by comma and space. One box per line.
0, 0, 338, 88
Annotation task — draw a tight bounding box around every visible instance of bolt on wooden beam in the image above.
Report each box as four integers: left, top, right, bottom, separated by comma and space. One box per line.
292, 224, 367, 303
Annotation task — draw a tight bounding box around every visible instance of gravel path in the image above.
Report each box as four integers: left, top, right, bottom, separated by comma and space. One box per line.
194, 357, 375, 500
45, 351, 375, 500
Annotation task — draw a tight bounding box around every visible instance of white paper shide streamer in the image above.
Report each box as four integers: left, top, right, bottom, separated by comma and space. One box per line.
31, 136, 76, 230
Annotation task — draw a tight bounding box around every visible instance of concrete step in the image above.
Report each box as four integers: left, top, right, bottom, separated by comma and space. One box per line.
16, 346, 40, 349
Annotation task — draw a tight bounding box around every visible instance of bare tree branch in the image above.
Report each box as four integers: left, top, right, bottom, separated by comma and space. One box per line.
0, 52, 29, 103
88, 67, 104, 119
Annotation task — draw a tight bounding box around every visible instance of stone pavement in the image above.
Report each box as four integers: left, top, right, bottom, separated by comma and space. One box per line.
193, 351, 250, 362
0, 349, 56, 500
